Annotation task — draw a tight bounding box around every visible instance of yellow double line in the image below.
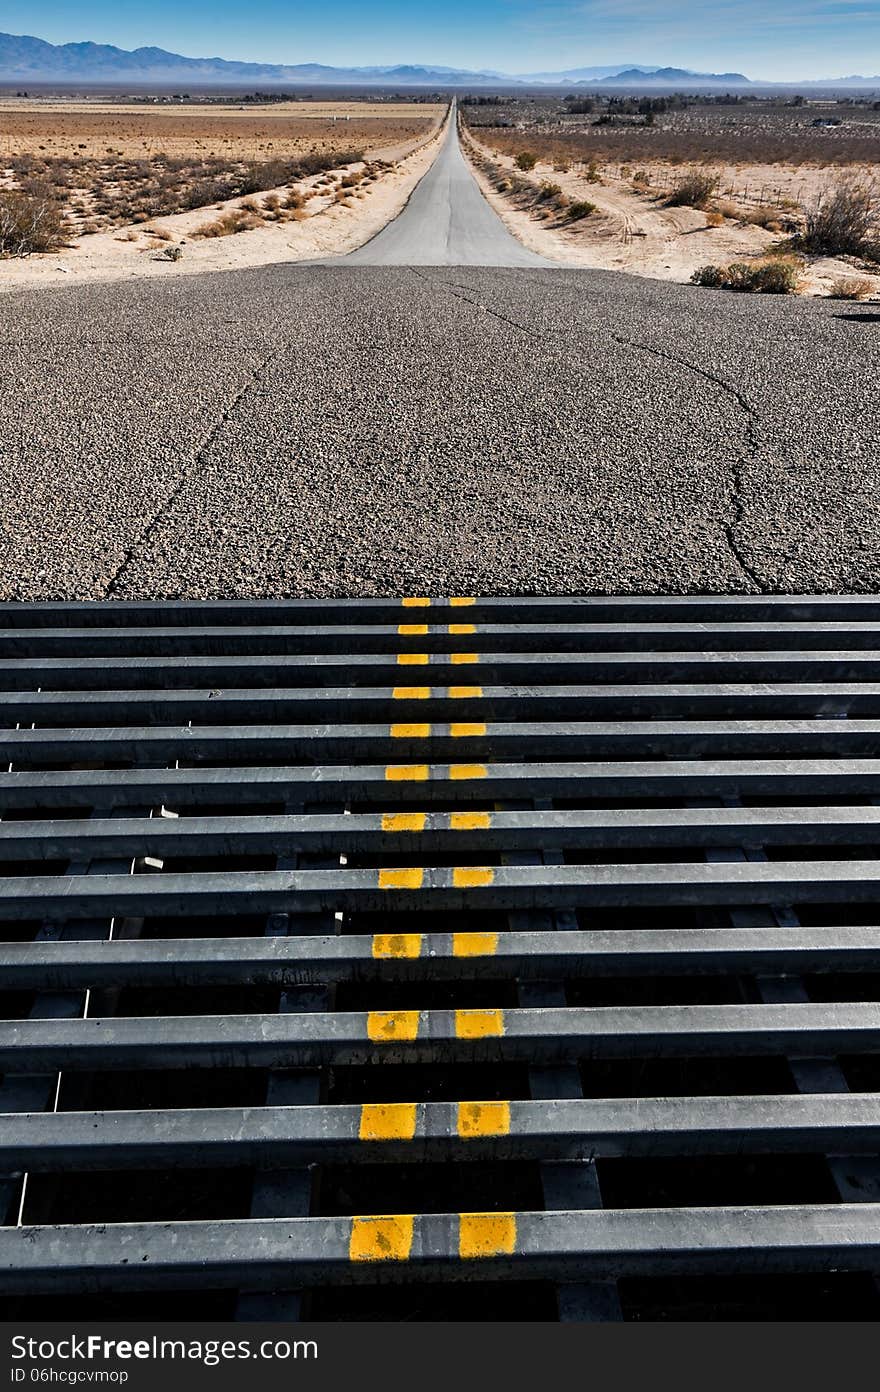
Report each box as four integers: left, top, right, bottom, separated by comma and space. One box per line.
350, 1212, 517, 1262
358, 1099, 510, 1140
365, 1008, 505, 1041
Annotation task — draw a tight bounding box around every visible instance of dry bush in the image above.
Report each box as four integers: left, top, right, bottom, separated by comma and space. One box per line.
801, 179, 879, 258
692, 258, 801, 293
147, 226, 173, 241
566, 200, 596, 221
192, 208, 263, 238
715, 199, 742, 220
0, 187, 66, 256
691, 263, 728, 287
829, 275, 874, 299
742, 206, 785, 232
705, 209, 724, 228
515, 151, 537, 170
667, 171, 720, 209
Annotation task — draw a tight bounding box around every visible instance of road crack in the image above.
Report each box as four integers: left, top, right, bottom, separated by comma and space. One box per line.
103, 339, 286, 598
414, 269, 768, 593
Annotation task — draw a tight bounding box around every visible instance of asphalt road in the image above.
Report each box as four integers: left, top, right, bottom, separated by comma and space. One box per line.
0, 136, 878, 599
345, 111, 551, 267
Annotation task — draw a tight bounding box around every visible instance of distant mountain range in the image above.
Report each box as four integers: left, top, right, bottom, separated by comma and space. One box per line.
0, 33, 877, 88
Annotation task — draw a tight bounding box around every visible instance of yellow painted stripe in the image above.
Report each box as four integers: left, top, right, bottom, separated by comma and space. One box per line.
385, 764, 429, 782
397, 653, 429, 666
378, 867, 424, 890
448, 685, 483, 699
367, 1010, 421, 1042
453, 931, 499, 957
360, 1103, 418, 1141
448, 623, 476, 635
390, 722, 431, 739
455, 1008, 504, 1039
350, 1214, 414, 1262
381, 812, 427, 833
457, 1101, 511, 1138
449, 763, 487, 781
398, 623, 428, 636
450, 722, 486, 738
393, 686, 430, 700
372, 932, 423, 959
449, 596, 476, 608
401, 597, 431, 608
450, 652, 479, 665
459, 1213, 516, 1259
450, 811, 491, 831
453, 866, 495, 888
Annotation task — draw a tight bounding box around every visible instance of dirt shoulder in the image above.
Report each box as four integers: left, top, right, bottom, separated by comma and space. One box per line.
0, 117, 446, 292
463, 127, 880, 298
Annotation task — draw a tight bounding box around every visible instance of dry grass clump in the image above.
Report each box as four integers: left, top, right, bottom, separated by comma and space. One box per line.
192, 207, 264, 239
0, 187, 67, 256
691, 257, 802, 293
800, 179, 879, 259
742, 206, 786, 232
829, 275, 875, 300
515, 151, 537, 171
705, 209, 724, 228
666, 171, 720, 209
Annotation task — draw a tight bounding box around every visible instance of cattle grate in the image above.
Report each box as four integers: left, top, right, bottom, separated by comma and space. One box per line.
1, 594, 880, 1321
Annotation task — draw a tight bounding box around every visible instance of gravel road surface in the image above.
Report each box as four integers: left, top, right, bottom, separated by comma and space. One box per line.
0, 121, 877, 599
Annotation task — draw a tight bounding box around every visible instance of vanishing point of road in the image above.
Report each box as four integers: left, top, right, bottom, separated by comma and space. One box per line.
0, 112, 877, 599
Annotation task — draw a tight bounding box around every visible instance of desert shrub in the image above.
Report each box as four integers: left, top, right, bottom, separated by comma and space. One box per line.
586, 161, 601, 183
158, 244, 183, 262
0, 188, 66, 256
147, 226, 173, 241
693, 259, 801, 293
801, 179, 879, 258
715, 200, 741, 220
536, 181, 562, 202
496, 178, 512, 192
666, 171, 720, 209
193, 209, 263, 238
744, 206, 785, 231
632, 170, 650, 186
691, 263, 729, 287
566, 201, 596, 221
829, 275, 874, 300
515, 151, 537, 171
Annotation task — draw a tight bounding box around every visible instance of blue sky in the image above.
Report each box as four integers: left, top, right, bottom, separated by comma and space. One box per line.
5, 0, 879, 79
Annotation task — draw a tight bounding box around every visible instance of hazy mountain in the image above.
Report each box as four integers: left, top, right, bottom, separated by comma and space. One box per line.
588, 66, 750, 84
6, 32, 855, 90
0, 33, 507, 85
517, 64, 659, 81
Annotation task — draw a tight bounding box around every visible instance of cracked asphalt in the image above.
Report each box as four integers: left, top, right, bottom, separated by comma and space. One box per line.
0, 124, 878, 598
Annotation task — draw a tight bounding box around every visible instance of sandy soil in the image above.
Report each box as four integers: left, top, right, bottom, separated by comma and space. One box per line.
464, 131, 880, 298
0, 99, 444, 163
0, 118, 446, 292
